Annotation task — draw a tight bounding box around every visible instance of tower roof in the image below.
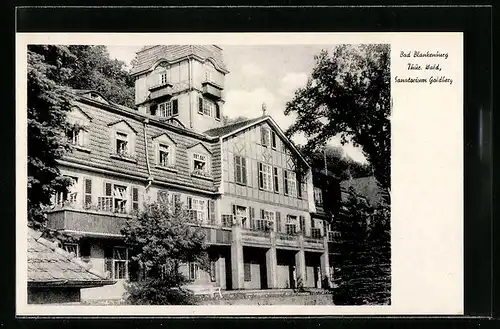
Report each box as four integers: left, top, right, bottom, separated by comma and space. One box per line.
130, 45, 229, 76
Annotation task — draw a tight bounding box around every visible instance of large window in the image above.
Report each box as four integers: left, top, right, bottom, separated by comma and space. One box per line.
113, 247, 128, 280
258, 163, 273, 191
158, 99, 178, 118
260, 210, 275, 231
284, 170, 297, 197
100, 182, 132, 213
234, 155, 247, 185
188, 197, 206, 222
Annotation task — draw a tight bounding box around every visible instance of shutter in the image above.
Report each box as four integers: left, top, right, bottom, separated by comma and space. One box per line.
174, 194, 181, 206
209, 200, 216, 225
172, 99, 179, 115
258, 163, 263, 189
271, 131, 277, 148
84, 178, 92, 208
215, 103, 220, 119
187, 196, 192, 209
299, 216, 305, 233
276, 212, 281, 233
249, 207, 255, 229
283, 170, 288, 195
150, 103, 158, 116
132, 187, 139, 211
104, 182, 112, 196
234, 155, 240, 183
241, 157, 247, 185
297, 174, 303, 199
198, 97, 204, 113
231, 203, 236, 225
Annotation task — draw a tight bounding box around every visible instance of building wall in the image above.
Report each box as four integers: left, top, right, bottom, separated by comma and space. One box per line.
28, 287, 81, 304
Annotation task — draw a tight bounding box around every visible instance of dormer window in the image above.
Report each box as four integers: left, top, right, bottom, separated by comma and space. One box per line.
193, 153, 207, 171
66, 106, 92, 150
67, 127, 84, 146
116, 132, 129, 155
158, 144, 171, 167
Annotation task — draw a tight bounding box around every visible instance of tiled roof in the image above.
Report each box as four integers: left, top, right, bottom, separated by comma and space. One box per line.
130, 45, 228, 76
27, 228, 115, 287
203, 117, 265, 137
340, 176, 385, 206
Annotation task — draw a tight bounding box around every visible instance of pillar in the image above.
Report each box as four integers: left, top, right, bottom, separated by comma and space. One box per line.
320, 236, 331, 288
216, 255, 226, 290
231, 225, 244, 289
295, 234, 306, 288
266, 231, 278, 289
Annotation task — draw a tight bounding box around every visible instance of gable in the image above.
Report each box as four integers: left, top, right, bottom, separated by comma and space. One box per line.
152, 133, 176, 145
187, 142, 212, 155
107, 120, 137, 134
67, 106, 92, 125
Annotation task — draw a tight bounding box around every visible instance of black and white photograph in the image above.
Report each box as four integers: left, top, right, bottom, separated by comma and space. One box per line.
17, 32, 463, 315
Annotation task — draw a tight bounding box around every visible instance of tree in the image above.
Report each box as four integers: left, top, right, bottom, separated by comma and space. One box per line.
331, 188, 391, 305
27, 45, 76, 228
121, 197, 209, 305
284, 44, 390, 197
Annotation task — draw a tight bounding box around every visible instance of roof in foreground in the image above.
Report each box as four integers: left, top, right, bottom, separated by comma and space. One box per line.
203, 116, 265, 137
340, 176, 385, 206
27, 227, 116, 287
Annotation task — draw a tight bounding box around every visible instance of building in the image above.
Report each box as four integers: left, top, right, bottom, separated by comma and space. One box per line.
27, 227, 115, 304
46, 45, 337, 300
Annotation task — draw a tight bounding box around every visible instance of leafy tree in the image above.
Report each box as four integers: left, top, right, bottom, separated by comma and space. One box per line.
121, 197, 209, 305
27, 45, 76, 228
222, 115, 249, 126
284, 44, 390, 197
331, 188, 391, 305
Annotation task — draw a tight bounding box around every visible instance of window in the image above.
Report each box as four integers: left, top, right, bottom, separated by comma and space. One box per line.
67, 128, 84, 146
188, 197, 206, 222
314, 187, 323, 205
160, 71, 169, 85
284, 170, 297, 197
299, 215, 306, 233
158, 99, 178, 118
259, 210, 275, 231
100, 182, 129, 213
113, 247, 128, 280
131, 187, 139, 211
113, 185, 127, 213
244, 263, 251, 282
271, 131, 277, 149
273, 167, 279, 193
193, 153, 208, 173
261, 127, 271, 147
210, 261, 217, 282
221, 214, 233, 227
258, 163, 272, 191
286, 215, 297, 235
189, 262, 198, 281
158, 144, 171, 167
83, 178, 92, 209
198, 97, 221, 120
116, 132, 129, 156
234, 155, 247, 185
63, 243, 78, 256
55, 176, 78, 206
236, 206, 248, 228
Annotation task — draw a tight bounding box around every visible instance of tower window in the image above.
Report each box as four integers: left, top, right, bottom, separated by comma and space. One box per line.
198, 97, 221, 120
158, 99, 178, 118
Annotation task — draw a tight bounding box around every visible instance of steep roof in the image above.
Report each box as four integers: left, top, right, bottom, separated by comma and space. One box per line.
130, 45, 229, 76
27, 228, 116, 287
340, 176, 385, 206
203, 117, 264, 137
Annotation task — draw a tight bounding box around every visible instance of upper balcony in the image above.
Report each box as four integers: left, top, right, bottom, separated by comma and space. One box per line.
148, 81, 174, 100
201, 80, 222, 100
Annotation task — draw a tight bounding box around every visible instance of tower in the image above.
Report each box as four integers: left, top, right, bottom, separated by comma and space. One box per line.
130, 45, 229, 133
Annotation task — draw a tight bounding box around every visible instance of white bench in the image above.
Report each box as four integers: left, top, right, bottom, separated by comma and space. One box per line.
183, 284, 223, 298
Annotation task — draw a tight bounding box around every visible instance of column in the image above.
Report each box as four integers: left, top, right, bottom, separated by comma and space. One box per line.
295, 234, 306, 288
266, 231, 278, 289
231, 224, 244, 289
216, 255, 226, 290
320, 235, 331, 288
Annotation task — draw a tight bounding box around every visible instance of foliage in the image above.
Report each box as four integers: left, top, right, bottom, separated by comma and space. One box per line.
284, 44, 391, 197
27, 46, 75, 228
121, 198, 209, 305
222, 115, 249, 126
27, 45, 135, 228
331, 187, 391, 305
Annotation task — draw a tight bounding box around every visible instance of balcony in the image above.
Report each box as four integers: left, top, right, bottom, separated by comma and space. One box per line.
275, 232, 300, 249
148, 82, 173, 100
201, 80, 222, 100
241, 228, 271, 247
202, 227, 232, 245
327, 230, 341, 243
46, 206, 131, 237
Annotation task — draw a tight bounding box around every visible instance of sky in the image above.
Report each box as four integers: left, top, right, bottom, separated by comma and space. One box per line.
106, 45, 367, 164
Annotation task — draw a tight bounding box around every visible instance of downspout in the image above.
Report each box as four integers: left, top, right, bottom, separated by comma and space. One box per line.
143, 118, 153, 190
188, 55, 194, 128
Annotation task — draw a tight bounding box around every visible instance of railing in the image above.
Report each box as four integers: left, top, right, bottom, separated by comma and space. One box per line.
328, 231, 341, 242
310, 228, 322, 239
191, 169, 213, 179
